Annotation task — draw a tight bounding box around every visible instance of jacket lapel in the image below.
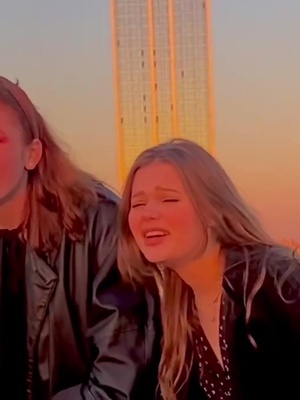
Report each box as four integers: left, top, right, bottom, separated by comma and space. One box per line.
25, 246, 58, 358
223, 246, 253, 400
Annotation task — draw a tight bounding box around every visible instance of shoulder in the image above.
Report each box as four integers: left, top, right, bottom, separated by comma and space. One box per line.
261, 245, 300, 301
89, 180, 120, 216
85, 181, 120, 239
95, 279, 162, 334
224, 244, 300, 303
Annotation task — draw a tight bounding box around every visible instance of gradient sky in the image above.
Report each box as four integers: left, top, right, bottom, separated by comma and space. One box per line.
1, 0, 299, 241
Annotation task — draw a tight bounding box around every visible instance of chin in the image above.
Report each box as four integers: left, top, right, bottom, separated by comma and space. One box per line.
142, 250, 169, 265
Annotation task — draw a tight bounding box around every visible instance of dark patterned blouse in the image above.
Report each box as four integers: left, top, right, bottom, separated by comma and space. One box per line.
194, 297, 233, 399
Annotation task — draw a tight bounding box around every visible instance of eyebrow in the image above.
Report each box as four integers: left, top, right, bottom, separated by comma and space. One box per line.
132, 186, 180, 198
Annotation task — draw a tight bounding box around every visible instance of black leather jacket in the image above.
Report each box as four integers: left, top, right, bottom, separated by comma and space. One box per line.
185, 245, 300, 400
0, 185, 160, 400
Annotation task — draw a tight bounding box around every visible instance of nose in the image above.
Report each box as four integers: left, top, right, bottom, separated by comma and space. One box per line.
141, 204, 160, 220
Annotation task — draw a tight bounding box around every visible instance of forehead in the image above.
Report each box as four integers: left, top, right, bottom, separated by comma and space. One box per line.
131, 162, 186, 194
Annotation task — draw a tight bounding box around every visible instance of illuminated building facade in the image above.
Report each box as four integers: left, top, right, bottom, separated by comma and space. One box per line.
111, 0, 215, 183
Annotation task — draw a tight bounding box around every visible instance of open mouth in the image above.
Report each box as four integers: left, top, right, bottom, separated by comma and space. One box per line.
143, 230, 169, 239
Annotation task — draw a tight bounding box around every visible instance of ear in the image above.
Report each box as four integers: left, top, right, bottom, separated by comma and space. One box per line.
25, 138, 43, 171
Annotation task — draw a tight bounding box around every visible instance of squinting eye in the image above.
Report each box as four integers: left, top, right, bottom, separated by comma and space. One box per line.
163, 199, 179, 203
131, 203, 145, 208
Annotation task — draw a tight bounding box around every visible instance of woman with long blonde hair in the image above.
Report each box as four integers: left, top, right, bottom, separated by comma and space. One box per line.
118, 138, 300, 400
0, 77, 159, 400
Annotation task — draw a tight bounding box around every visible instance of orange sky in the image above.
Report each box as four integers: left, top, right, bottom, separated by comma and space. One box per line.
1, 0, 299, 241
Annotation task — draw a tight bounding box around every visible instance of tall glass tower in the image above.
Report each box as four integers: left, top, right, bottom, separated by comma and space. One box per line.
111, 0, 215, 184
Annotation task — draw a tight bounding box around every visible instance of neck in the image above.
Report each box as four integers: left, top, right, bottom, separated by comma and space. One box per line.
0, 183, 27, 230
176, 243, 225, 299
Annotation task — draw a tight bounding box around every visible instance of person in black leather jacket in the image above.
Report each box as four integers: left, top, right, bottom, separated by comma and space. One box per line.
0, 77, 160, 400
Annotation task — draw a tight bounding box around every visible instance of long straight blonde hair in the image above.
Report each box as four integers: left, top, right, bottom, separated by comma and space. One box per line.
118, 139, 298, 399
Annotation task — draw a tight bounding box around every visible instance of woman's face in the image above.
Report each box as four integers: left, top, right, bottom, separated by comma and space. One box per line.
0, 103, 40, 206
128, 162, 204, 267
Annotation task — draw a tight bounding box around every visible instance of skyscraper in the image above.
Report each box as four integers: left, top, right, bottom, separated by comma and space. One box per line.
111, 0, 215, 184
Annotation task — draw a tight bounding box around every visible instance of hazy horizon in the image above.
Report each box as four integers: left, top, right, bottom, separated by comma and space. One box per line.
1, 0, 299, 241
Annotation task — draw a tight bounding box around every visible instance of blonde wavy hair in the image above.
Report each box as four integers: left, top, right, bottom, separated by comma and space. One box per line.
118, 138, 299, 399
0, 77, 97, 251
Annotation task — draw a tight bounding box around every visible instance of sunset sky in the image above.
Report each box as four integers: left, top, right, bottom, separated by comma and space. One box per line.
1, 0, 299, 241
